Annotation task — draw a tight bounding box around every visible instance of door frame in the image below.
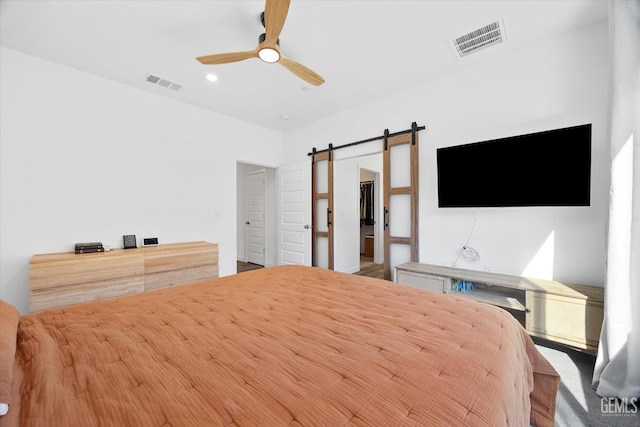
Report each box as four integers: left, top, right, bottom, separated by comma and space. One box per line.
237, 162, 277, 269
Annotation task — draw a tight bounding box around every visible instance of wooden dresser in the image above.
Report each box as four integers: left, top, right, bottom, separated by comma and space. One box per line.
29, 241, 218, 313
395, 262, 604, 355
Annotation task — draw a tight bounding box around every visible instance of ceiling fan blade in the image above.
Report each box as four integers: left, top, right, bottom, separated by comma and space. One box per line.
264, 0, 291, 45
279, 56, 325, 86
196, 50, 257, 65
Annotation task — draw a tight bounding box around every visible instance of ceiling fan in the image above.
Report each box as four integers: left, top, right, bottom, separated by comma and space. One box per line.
196, 0, 325, 86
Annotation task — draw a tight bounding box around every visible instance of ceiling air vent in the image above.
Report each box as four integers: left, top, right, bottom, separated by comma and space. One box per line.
451, 18, 506, 58
145, 74, 183, 91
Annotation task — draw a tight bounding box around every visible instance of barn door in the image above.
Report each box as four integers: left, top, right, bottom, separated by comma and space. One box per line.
383, 129, 419, 280
312, 149, 334, 269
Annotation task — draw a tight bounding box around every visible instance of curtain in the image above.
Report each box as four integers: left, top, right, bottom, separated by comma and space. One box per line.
592, 0, 640, 399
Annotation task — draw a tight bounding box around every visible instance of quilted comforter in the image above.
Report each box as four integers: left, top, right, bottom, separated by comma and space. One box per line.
1, 265, 559, 426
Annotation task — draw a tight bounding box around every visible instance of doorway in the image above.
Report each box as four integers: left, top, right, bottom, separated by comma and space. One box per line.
236, 162, 277, 271
331, 152, 383, 274
358, 168, 380, 271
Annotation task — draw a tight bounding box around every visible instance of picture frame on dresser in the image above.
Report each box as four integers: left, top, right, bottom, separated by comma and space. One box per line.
123, 234, 137, 249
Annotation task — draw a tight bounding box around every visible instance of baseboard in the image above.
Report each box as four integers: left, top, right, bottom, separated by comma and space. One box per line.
342, 266, 360, 274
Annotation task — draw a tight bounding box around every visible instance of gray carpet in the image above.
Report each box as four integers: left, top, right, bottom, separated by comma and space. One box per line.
533, 337, 639, 426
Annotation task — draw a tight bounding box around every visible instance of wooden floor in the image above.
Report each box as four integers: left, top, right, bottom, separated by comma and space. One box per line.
238, 257, 384, 280
237, 261, 264, 273
354, 256, 384, 279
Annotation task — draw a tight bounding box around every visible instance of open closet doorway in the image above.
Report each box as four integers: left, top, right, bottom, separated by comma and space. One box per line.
332, 151, 384, 275
236, 162, 277, 273
312, 122, 422, 279
359, 168, 381, 275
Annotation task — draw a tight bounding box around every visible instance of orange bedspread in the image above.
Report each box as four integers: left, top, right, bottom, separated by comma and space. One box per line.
1, 265, 559, 426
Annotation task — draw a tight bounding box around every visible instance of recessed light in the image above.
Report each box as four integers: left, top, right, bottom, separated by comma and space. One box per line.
206, 73, 218, 82
280, 114, 289, 120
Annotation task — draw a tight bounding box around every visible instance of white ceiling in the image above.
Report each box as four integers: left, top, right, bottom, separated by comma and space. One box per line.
0, 0, 608, 132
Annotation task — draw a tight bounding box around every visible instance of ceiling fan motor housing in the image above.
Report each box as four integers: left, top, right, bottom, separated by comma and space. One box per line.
259, 33, 280, 46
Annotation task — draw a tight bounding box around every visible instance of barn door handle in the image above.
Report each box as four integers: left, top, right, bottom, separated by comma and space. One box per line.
384, 207, 389, 230
327, 208, 332, 227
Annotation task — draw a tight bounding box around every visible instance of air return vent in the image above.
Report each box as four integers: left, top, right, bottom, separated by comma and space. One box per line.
451, 18, 506, 58
145, 74, 183, 91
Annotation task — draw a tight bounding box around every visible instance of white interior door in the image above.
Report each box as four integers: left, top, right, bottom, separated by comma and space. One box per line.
246, 170, 266, 265
277, 161, 312, 266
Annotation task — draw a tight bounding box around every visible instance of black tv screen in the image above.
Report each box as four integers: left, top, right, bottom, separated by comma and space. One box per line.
437, 124, 591, 207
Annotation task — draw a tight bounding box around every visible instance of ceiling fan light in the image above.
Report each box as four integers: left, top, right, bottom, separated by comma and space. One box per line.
258, 48, 280, 63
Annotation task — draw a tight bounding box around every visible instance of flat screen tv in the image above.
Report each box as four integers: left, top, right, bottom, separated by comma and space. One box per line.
436, 124, 591, 207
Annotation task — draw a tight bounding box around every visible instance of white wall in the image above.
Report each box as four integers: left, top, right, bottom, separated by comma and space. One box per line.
0, 47, 284, 313
283, 21, 609, 287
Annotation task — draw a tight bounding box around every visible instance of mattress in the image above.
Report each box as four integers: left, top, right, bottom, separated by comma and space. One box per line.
0, 265, 559, 426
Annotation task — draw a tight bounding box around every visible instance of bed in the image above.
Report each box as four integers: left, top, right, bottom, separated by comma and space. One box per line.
1, 265, 560, 426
